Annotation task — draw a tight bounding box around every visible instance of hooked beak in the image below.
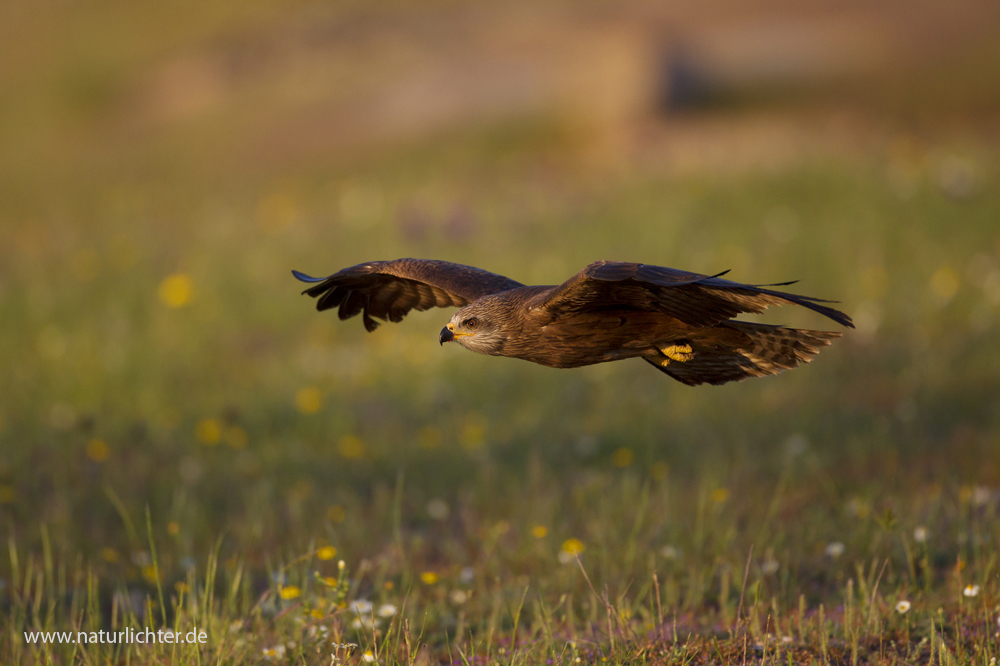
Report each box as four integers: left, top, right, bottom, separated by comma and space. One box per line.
439, 326, 454, 345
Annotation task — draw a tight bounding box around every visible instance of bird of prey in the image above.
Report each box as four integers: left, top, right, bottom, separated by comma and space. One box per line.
293, 259, 852, 386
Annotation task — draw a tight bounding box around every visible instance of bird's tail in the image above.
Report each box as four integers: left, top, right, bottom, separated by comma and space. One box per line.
727, 321, 841, 373
648, 322, 841, 386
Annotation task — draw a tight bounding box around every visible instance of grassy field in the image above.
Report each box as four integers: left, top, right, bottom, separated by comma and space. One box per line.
3, 3, 1000, 665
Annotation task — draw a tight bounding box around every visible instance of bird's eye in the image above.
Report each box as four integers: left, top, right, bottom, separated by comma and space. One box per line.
464, 317, 478, 329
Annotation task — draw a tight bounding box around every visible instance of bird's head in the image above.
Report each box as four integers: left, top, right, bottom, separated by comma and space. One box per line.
439, 301, 507, 355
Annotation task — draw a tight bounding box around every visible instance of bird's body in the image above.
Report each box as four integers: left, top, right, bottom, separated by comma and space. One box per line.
294, 258, 852, 386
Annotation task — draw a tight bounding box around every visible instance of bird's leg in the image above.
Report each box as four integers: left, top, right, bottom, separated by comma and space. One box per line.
659, 342, 694, 366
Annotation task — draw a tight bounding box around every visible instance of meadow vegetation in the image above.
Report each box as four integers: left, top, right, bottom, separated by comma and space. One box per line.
2, 3, 1000, 664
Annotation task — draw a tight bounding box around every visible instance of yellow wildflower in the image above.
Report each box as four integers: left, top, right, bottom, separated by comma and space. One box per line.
158, 273, 193, 308
611, 448, 634, 467
711, 488, 730, 503
195, 419, 221, 445
930, 266, 959, 302
338, 435, 365, 459
295, 387, 322, 414
279, 586, 301, 600
85, 439, 109, 462
460, 412, 487, 450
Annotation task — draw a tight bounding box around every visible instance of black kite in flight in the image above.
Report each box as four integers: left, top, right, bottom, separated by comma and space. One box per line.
294, 259, 852, 386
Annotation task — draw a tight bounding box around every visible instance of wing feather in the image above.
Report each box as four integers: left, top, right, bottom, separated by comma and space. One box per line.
294, 258, 523, 331
534, 260, 853, 328
338, 290, 366, 320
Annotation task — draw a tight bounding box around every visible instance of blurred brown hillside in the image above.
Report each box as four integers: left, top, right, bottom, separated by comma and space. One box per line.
1, 0, 999, 208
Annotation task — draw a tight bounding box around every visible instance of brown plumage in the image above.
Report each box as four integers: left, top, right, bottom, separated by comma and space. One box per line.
293, 259, 853, 386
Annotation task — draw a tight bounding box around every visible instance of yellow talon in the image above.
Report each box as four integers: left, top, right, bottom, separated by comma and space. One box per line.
661, 343, 694, 363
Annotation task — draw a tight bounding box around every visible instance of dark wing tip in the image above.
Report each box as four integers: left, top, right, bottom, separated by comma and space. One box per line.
801, 302, 854, 328
292, 270, 329, 283
704, 275, 855, 329
753, 279, 798, 287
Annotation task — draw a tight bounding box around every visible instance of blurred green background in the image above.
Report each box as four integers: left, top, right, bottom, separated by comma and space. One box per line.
2, 0, 1000, 655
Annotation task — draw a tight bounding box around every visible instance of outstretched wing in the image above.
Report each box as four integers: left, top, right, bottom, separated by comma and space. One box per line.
293, 258, 523, 332
532, 261, 854, 328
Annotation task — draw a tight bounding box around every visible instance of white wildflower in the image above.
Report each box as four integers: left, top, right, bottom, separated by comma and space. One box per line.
972, 486, 992, 507
348, 599, 373, 615
896, 600, 911, 614
426, 498, 450, 520
784, 433, 808, 456
263, 644, 287, 659
826, 542, 846, 558
349, 616, 376, 630
377, 603, 397, 618
913, 526, 928, 543
964, 584, 980, 598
